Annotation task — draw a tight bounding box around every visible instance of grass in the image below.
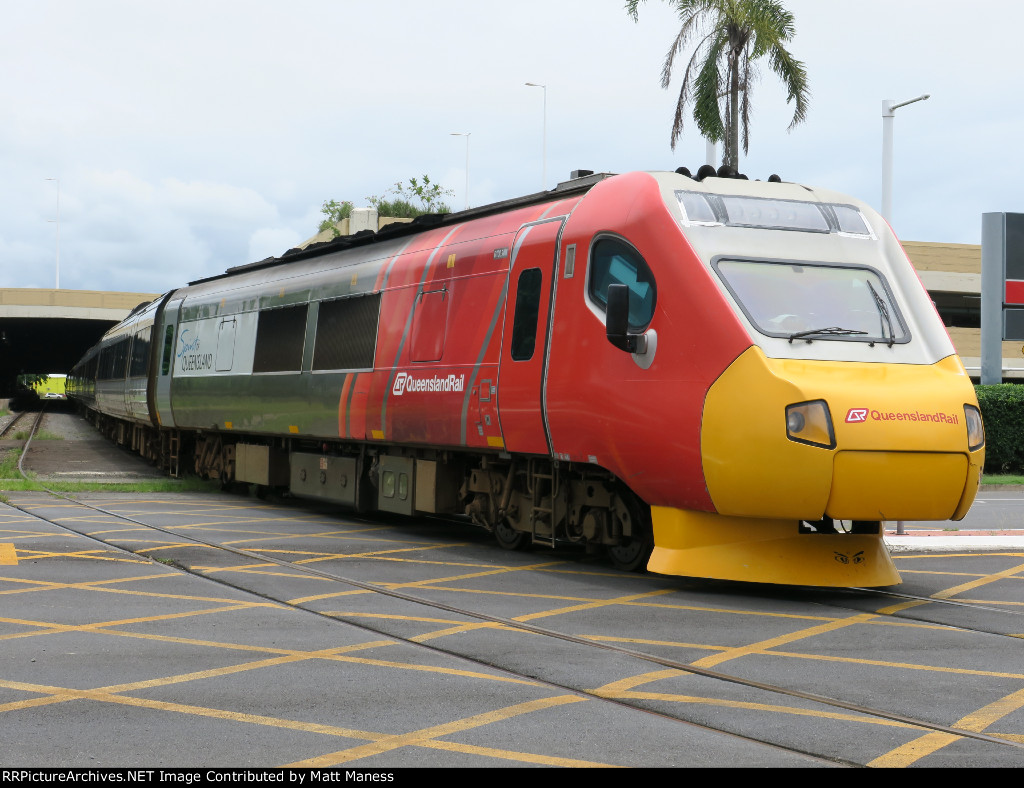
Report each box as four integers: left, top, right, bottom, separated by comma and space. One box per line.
0, 447, 218, 493
0, 478, 219, 493
13, 429, 63, 441
981, 474, 1024, 485
0, 449, 21, 479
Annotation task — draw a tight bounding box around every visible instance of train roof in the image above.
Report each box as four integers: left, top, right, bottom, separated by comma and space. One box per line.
188, 165, 808, 289
188, 170, 615, 288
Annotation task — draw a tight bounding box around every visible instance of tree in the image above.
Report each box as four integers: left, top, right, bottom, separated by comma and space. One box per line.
626, 0, 810, 171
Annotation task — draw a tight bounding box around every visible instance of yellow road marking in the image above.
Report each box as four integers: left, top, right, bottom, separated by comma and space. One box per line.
0, 611, 540, 687
929, 560, 1024, 599
0, 572, 201, 595
9, 549, 150, 565
284, 695, 588, 767
691, 612, 881, 669
287, 560, 569, 605
0, 603, 279, 637
0, 679, 608, 767
0, 543, 17, 565
416, 738, 617, 767
869, 687, 1024, 767
586, 636, 1024, 681
867, 561, 1024, 766
590, 677, 921, 730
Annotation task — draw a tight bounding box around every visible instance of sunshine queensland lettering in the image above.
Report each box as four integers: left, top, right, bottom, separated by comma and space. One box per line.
180, 353, 214, 371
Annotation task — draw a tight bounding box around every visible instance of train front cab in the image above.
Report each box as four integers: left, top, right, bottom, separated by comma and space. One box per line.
641, 175, 985, 587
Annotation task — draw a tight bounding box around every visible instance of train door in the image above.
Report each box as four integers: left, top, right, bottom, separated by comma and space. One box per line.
153, 297, 182, 428
497, 217, 564, 454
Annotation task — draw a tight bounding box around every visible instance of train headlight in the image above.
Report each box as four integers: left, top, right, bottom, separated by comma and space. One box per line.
785, 400, 836, 449
964, 405, 985, 452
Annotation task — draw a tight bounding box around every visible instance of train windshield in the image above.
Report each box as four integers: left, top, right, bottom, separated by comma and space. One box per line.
715, 260, 908, 345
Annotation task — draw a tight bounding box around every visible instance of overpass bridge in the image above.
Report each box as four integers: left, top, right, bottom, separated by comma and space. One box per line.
0, 288, 158, 394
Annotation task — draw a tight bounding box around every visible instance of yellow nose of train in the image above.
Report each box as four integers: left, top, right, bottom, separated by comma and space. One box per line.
703, 347, 984, 521
648, 347, 984, 587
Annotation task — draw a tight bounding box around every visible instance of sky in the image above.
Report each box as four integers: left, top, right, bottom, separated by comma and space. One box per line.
2, 0, 1022, 294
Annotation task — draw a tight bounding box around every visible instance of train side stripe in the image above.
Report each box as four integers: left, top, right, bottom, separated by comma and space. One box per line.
374, 237, 417, 292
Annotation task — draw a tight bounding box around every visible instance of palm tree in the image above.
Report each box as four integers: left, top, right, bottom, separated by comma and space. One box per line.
626, 0, 810, 171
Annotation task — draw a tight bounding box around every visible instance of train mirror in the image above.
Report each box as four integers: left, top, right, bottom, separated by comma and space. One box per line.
605, 284, 645, 353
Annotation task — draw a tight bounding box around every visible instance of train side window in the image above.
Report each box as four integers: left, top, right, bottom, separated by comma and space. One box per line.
161, 325, 175, 375
588, 238, 657, 332
511, 268, 543, 361
253, 304, 308, 373
111, 337, 129, 379
129, 329, 150, 378
312, 293, 381, 371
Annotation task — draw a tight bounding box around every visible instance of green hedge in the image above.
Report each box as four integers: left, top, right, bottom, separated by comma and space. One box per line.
975, 384, 1024, 473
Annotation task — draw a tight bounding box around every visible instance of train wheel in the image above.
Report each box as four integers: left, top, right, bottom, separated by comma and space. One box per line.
607, 537, 652, 572
493, 519, 530, 551
606, 490, 653, 571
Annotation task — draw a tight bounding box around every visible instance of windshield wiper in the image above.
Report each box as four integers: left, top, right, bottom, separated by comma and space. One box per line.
866, 280, 896, 347
788, 326, 869, 343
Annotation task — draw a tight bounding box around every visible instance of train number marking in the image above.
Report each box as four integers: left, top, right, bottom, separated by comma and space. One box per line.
845, 408, 868, 423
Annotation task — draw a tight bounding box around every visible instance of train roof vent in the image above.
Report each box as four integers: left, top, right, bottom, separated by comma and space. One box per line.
554, 171, 613, 192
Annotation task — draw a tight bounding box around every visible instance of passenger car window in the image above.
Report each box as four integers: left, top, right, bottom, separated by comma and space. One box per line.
511, 268, 543, 361
253, 304, 308, 373
588, 238, 656, 331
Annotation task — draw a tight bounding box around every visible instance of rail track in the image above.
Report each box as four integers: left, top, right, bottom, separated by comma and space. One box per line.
0, 406, 42, 441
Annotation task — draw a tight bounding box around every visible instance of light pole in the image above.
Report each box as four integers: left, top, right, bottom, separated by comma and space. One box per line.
45, 178, 60, 289
706, 139, 717, 168
450, 132, 470, 210
525, 82, 547, 190
881, 94, 930, 223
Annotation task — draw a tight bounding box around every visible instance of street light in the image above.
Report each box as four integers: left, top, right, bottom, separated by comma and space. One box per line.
450, 132, 470, 210
881, 94, 930, 222
45, 178, 60, 289
525, 82, 547, 191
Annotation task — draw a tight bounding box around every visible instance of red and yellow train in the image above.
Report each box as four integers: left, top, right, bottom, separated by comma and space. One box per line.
68, 168, 985, 586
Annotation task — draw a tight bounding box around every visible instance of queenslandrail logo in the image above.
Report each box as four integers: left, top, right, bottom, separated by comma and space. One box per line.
392, 372, 466, 396
846, 406, 959, 425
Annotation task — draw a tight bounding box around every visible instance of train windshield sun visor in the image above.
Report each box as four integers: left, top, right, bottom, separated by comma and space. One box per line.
676, 190, 871, 236
715, 259, 910, 345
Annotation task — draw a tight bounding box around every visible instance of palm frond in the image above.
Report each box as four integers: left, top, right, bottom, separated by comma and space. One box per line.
630, 0, 809, 165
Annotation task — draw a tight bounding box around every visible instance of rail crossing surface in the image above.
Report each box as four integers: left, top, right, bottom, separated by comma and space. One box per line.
1, 487, 1023, 769
2, 406, 1024, 768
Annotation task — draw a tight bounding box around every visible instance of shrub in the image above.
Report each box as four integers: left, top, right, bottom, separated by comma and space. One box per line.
318, 200, 354, 238
975, 384, 1024, 473
366, 176, 453, 219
